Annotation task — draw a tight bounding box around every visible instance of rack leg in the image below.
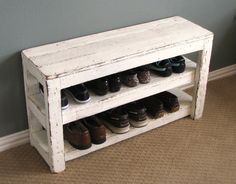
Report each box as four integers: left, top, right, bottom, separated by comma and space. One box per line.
44, 79, 65, 173
191, 37, 213, 119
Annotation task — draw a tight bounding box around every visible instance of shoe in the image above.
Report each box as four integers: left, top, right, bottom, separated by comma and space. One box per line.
66, 84, 90, 103
170, 56, 186, 73
64, 121, 92, 150
82, 116, 106, 144
87, 77, 109, 96
140, 97, 164, 119
136, 66, 151, 84
39, 83, 69, 110
98, 107, 130, 134
122, 70, 139, 87
149, 59, 172, 77
124, 101, 148, 127
108, 74, 121, 92
154, 91, 179, 112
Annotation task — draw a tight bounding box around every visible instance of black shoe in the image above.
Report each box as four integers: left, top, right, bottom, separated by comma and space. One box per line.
154, 91, 179, 112
170, 56, 186, 73
149, 59, 172, 77
39, 83, 69, 110
124, 101, 148, 127
87, 77, 109, 96
61, 91, 69, 110
108, 74, 121, 92
66, 84, 90, 103
140, 97, 164, 119
98, 107, 130, 134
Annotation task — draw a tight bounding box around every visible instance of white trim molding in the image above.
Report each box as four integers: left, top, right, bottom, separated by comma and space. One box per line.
0, 63, 235, 153
0, 130, 29, 152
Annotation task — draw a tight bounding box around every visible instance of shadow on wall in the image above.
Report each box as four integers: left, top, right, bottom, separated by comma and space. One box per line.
211, 22, 236, 70
0, 52, 28, 137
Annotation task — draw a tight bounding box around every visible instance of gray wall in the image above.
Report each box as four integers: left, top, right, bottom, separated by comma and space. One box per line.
0, 0, 235, 137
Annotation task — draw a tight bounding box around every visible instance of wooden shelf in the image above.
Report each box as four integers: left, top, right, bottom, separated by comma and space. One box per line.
28, 58, 196, 126
32, 88, 192, 162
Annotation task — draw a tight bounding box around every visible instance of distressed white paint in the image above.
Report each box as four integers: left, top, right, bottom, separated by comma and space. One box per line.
21, 16, 213, 173
191, 37, 213, 119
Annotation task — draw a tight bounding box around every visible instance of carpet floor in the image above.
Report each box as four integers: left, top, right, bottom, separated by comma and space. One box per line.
0, 75, 236, 184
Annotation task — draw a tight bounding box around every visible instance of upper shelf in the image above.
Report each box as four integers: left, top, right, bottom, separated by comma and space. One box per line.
22, 16, 213, 84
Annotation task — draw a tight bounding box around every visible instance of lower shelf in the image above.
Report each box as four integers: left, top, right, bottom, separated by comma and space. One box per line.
31, 88, 192, 163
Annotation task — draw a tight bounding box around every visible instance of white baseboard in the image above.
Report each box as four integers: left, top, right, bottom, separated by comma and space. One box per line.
0, 64, 235, 153
0, 130, 29, 152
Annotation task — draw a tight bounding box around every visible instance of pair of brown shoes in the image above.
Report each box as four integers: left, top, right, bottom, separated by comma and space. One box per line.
64, 116, 106, 150
122, 66, 151, 87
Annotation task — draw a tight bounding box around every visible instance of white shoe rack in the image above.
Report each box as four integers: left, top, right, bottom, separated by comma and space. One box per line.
22, 16, 213, 173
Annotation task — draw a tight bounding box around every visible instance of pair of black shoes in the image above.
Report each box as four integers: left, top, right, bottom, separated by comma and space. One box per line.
39, 83, 90, 110
149, 56, 186, 77
39, 83, 69, 110
87, 74, 121, 96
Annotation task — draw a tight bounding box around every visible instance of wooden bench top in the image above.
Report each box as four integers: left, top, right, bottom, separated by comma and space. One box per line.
22, 16, 213, 80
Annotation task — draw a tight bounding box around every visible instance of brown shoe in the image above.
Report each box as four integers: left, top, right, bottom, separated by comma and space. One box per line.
154, 91, 180, 112
83, 116, 106, 144
122, 70, 139, 87
64, 121, 91, 150
140, 97, 165, 119
136, 66, 151, 84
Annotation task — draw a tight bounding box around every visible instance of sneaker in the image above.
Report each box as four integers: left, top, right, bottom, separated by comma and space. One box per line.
124, 101, 148, 127
154, 91, 179, 112
64, 121, 92, 150
108, 74, 121, 92
140, 97, 164, 119
66, 84, 90, 103
82, 116, 106, 144
98, 107, 130, 134
136, 66, 151, 84
87, 77, 109, 96
122, 70, 139, 87
39, 83, 69, 110
170, 56, 186, 73
149, 59, 172, 77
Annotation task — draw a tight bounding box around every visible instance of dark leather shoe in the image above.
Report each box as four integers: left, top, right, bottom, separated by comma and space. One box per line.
64, 121, 91, 150
98, 107, 130, 134
124, 101, 148, 127
121, 70, 139, 87
67, 84, 90, 103
39, 83, 69, 110
87, 77, 109, 96
108, 74, 121, 92
170, 56, 185, 73
149, 59, 172, 77
140, 97, 164, 119
154, 91, 179, 112
82, 116, 106, 144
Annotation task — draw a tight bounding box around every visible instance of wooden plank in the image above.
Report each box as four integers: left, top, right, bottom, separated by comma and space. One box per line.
31, 131, 50, 166
64, 88, 192, 161
22, 16, 212, 80
43, 79, 65, 173
62, 59, 196, 124
191, 37, 213, 119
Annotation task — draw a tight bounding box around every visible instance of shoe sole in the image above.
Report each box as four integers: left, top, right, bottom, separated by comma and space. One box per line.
103, 121, 130, 134
65, 90, 91, 104
130, 120, 148, 128
69, 142, 92, 150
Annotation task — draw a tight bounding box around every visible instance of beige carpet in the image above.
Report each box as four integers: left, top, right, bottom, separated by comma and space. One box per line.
0, 75, 236, 184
